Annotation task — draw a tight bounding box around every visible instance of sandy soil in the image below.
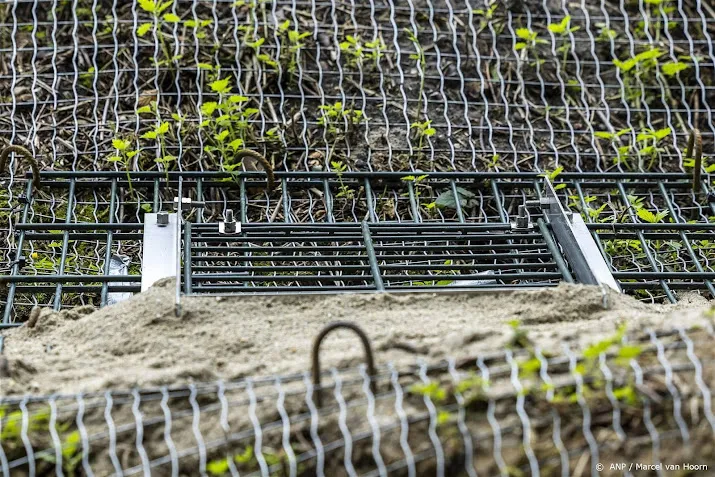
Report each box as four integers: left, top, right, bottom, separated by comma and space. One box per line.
1, 280, 713, 397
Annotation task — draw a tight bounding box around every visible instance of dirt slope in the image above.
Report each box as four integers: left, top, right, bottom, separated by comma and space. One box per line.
1, 280, 712, 396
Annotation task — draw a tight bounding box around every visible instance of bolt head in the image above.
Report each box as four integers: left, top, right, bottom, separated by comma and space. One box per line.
157, 211, 169, 226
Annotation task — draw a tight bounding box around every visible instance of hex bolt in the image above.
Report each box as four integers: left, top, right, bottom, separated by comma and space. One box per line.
224, 209, 236, 233
157, 211, 169, 227
515, 204, 531, 229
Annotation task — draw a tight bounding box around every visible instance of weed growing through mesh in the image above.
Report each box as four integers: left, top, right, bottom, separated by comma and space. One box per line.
318, 101, 363, 141
595, 126, 673, 170
339, 35, 385, 68
514, 27, 547, 66
404, 29, 427, 121
472, 1, 500, 34
547, 15, 580, 71
276, 20, 310, 75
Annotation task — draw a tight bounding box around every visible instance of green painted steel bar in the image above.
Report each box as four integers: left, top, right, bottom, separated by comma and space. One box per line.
191, 262, 556, 273
53, 178, 76, 310
191, 252, 553, 262
2, 180, 33, 323
33, 170, 694, 180
323, 178, 335, 223
240, 176, 247, 223
406, 181, 421, 223
364, 178, 378, 222
2, 275, 142, 283
282, 178, 291, 223
191, 242, 547, 253
450, 180, 466, 223
491, 179, 508, 223
189, 272, 562, 283
536, 218, 574, 283
361, 222, 384, 291
196, 178, 204, 224
153, 178, 160, 213
100, 179, 118, 306
184, 221, 192, 295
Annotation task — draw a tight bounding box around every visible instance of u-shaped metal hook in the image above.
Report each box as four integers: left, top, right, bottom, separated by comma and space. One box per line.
0, 145, 41, 191
687, 128, 702, 195
311, 321, 376, 407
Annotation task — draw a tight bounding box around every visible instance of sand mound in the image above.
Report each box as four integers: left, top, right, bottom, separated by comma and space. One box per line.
1, 281, 712, 396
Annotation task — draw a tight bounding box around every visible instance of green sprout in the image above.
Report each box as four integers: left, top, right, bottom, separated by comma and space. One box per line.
547, 15, 579, 71
107, 137, 140, 193
594, 23, 617, 42
514, 27, 547, 65
539, 166, 567, 190
330, 160, 354, 200
276, 20, 310, 74
339, 35, 385, 67
317, 101, 363, 140
136, 0, 181, 67
472, 1, 499, 34
410, 119, 436, 155
200, 76, 260, 172
404, 29, 426, 120
595, 127, 672, 170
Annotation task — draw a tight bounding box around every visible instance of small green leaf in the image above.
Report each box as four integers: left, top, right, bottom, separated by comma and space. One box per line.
136, 22, 152, 37
156, 121, 170, 135
515, 28, 534, 40
206, 458, 230, 476
157, 0, 174, 14
229, 138, 244, 151
209, 78, 232, 94
163, 13, 180, 22
200, 101, 218, 116
661, 61, 689, 77
595, 131, 615, 140
112, 138, 130, 151
653, 127, 672, 141
136, 105, 153, 114
618, 345, 642, 360
138, 0, 157, 13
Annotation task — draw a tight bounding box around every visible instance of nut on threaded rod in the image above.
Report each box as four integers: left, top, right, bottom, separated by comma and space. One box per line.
219, 208, 240, 234
512, 204, 533, 230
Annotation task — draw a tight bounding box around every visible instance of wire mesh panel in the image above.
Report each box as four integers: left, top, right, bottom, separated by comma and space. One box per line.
186, 222, 569, 294
2, 0, 715, 312
0, 324, 713, 475
4, 171, 715, 322
0, 0, 713, 176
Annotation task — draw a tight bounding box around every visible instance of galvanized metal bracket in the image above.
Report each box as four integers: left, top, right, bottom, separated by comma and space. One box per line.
141, 212, 180, 292
529, 178, 621, 292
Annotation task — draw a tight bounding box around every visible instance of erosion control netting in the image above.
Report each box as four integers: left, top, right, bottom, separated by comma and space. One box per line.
1, 323, 714, 475
0, 3, 715, 309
